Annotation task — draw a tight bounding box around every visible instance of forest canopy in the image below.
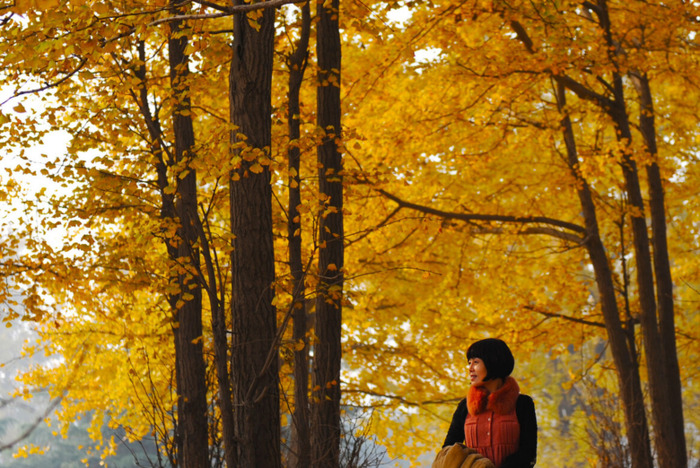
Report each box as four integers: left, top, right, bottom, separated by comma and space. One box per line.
0, 0, 699, 467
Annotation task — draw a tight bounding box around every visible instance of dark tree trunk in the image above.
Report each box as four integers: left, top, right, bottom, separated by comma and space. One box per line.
630, 71, 687, 467
229, 4, 281, 468
194, 204, 235, 468
511, 16, 658, 466
311, 0, 343, 465
552, 2, 687, 465
611, 101, 675, 468
557, 83, 653, 468
594, 4, 677, 464
167, 3, 209, 467
131, 40, 191, 468
287, 3, 312, 468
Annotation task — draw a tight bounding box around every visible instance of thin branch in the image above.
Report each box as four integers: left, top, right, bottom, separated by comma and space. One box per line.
0, 342, 90, 453
245, 251, 317, 405
0, 57, 88, 107
552, 74, 615, 112
97, 0, 305, 46
472, 225, 585, 244
342, 388, 461, 407
0, 394, 65, 453
191, 0, 231, 11
523, 305, 607, 328
509, 20, 535, 53
344, 205, 402, 247
149, 0, 306, 26
507, 19, 616, 111
378, 189, 587, 235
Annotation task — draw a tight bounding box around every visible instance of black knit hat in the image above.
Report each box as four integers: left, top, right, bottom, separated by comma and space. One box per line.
466, 338, 514, 381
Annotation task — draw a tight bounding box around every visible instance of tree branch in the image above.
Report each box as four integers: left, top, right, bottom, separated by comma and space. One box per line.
97, 0, 306, 46
149, 0, 306, 26
581, 1, 603, 21
378, 189, 587, 235
0, 57, 88, 107
342, 388, 461, 408
0, 394, 65, 453
552, 74, 615, 112
509, 20, 535, 53
471, 225, 585, 244
191, 0, 232, 11
507, 19, 616, 112
523, 305, 607, 328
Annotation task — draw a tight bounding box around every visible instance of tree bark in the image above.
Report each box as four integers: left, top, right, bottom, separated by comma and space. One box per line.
167, 3, 210, 467
194, 210, 236, 468
542, 2, 687, 464
611, 101, 674, 468
630, 71, 687, 467
311, 0, 343, 465
287, 3, 312, 467
557, 83, 653, 468
586, 4, 679, 467
229, 3, 281, 468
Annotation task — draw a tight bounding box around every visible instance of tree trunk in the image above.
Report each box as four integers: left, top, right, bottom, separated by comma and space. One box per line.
311, 0, 343, 465
287, 3, 312, 467
168, 3, 210, 467
611, 101, 675, 468
630, 71, 687, 467
229, 4, 281, 468
512, 8, 670, 466
194, 206, 236, 468
592, 4, 678, 465
608, 86, 678, 468
557, 83, 653, 468
556, 2, 686, 465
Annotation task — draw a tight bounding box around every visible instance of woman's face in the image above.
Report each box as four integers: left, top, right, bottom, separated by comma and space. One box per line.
468, 357, 488, 385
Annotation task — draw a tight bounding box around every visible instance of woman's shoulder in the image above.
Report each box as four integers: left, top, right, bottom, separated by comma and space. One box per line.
515, 394, 537, 423
516, 393, 535, 407
453, 397, 468, 415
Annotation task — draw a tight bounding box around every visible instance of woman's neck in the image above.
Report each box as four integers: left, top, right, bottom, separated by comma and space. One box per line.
483, 377, 504, 394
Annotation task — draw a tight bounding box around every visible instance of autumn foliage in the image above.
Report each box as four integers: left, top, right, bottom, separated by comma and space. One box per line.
1, 0, 699, 467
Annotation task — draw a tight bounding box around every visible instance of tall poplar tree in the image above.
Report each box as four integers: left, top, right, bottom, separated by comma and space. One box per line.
508, 2, 687, 464
285, 2, 312, 466
228, 2, 281, 467
312, 0, 343, 464
167, 2, 209, 466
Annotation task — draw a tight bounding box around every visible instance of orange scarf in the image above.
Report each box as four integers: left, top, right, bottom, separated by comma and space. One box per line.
467, 376, 520, 416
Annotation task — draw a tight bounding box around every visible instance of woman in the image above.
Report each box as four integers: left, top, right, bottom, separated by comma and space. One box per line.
442, 338, 537, 468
